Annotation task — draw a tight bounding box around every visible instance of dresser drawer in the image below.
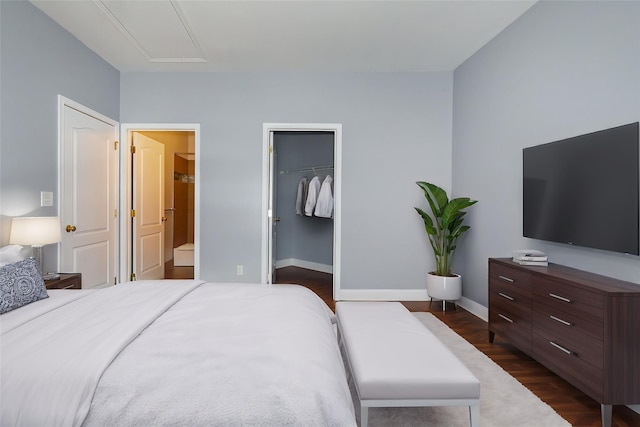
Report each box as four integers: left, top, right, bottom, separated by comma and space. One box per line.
533, 278, 604, 319
490, 279, 531, 304
533, 330, 603, 401
533, 300, 603, 341
489, 312, 532, 353
490, 290, 531, 321
533, 308, 603, 368
489, 291, 532, 353
489, 264, 531, 292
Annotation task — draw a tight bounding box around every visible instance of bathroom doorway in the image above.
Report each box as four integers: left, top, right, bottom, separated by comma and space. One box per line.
120, 125, 199, 281
169, 149, 195, 279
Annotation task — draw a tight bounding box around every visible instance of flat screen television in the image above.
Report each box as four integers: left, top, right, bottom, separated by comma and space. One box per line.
523, 122, 639, 255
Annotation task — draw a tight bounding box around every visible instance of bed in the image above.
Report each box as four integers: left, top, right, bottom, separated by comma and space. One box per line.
1, 279, 356, 426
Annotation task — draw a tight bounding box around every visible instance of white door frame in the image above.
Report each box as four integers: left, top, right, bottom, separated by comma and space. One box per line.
57, 95, 119, 281
261, 123, 342, 298
119, 123, 201, 281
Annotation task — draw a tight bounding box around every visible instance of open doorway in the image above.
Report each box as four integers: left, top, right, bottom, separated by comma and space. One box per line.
170, 150, 195, 278
120, 124, 200, 282
273, 131, 334, 286
262, 123, 342, 299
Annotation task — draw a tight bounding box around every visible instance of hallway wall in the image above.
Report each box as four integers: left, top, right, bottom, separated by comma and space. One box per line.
0, 1, 119, 272
121, 72, 454, 289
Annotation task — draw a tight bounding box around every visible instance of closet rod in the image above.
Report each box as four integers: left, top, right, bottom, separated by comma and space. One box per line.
279, 165, 334, 175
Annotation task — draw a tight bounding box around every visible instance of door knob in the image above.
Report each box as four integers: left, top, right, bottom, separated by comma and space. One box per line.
274, 217, 281, 222
161, 216, 167, 223
65, 225, 77, 232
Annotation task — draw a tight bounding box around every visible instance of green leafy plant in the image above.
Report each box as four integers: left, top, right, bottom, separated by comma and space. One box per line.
414, 181, 477, 277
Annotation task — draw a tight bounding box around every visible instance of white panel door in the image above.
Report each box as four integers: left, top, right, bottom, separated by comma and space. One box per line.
60, 105, 118, 289
133, 133, 165, 280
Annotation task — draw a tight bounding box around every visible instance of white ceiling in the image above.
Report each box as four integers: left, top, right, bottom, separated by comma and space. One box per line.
30, 0, 536, 73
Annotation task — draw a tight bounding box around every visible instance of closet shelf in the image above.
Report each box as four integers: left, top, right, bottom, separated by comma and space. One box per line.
279, 165, 334, 175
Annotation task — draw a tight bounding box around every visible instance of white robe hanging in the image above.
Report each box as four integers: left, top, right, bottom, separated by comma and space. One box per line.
304, 176, 321, 216
295, 176, 309, 216
314, 175, 334, 218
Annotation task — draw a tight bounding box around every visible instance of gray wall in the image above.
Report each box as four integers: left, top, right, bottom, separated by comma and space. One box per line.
274, 131, 334, 267
121, 72, 454, 288
5, 0, 638, 301
0, 1, 120, 272
452, 1, 640, 306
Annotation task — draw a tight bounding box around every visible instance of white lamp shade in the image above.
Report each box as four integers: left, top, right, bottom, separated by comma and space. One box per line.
10, 216, 62, 246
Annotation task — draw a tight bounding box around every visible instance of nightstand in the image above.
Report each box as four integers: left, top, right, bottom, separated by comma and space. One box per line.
44, 273, 82, 289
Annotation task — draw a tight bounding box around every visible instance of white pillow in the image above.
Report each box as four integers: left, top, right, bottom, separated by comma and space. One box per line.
0, 245, 24, 267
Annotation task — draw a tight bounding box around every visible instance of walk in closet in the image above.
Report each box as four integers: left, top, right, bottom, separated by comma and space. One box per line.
272, 131, 334, 285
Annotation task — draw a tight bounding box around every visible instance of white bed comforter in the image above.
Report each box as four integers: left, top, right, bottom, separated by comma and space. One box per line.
1, 281, 356, 427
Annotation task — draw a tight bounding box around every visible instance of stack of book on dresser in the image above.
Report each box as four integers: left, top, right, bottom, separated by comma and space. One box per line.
512, 249, 548, 266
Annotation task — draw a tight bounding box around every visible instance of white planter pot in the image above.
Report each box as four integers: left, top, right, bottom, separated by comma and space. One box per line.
426, 272, 462, 301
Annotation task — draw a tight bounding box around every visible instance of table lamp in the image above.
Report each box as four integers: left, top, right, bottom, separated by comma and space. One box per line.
10, 216, 62, 279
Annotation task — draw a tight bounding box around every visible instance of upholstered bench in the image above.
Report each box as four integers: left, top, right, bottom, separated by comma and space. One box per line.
336, 301, 481, 427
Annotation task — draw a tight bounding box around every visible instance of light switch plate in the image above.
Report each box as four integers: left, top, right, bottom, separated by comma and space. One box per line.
41, 191, 54, 207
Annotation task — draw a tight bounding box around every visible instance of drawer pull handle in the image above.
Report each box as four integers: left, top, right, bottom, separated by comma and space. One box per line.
549, 341, 573, 355
498, 313, 514, 323
498, 292, 515, 301
549, 293, 572, 303
549, 315, 572, 326
498, 275, 514, 283
63, 284, 75, 289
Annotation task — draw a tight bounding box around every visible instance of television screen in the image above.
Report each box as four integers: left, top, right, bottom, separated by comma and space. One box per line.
523, 122, 639, 255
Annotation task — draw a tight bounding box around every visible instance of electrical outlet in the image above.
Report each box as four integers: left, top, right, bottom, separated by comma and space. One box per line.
40, 191, 54, 207
236, 265, 244, 276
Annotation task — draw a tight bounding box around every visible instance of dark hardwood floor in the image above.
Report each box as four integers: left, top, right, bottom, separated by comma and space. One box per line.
276, 266, 640, 427
164, 259, 194, 279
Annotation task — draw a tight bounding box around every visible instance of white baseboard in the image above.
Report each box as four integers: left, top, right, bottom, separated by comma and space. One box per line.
334, 288, 493, 314
336, 288, 429, 301
456, 296, 488, 322
335, 289, 488, 320
275, 260, 490, 320
275, 258, 333, 274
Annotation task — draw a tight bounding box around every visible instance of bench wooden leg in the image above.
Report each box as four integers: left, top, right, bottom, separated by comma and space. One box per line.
360, 404, 369, 427
469, 402, 480, 427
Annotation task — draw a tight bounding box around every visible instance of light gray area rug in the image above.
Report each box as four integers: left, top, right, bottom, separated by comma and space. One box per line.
352, 312, 571, 427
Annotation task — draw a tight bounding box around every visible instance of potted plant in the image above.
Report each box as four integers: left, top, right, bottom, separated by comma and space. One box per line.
414, 181, 477, 307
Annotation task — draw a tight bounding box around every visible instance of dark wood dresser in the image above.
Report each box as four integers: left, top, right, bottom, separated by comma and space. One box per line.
488, 258, 640, 427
